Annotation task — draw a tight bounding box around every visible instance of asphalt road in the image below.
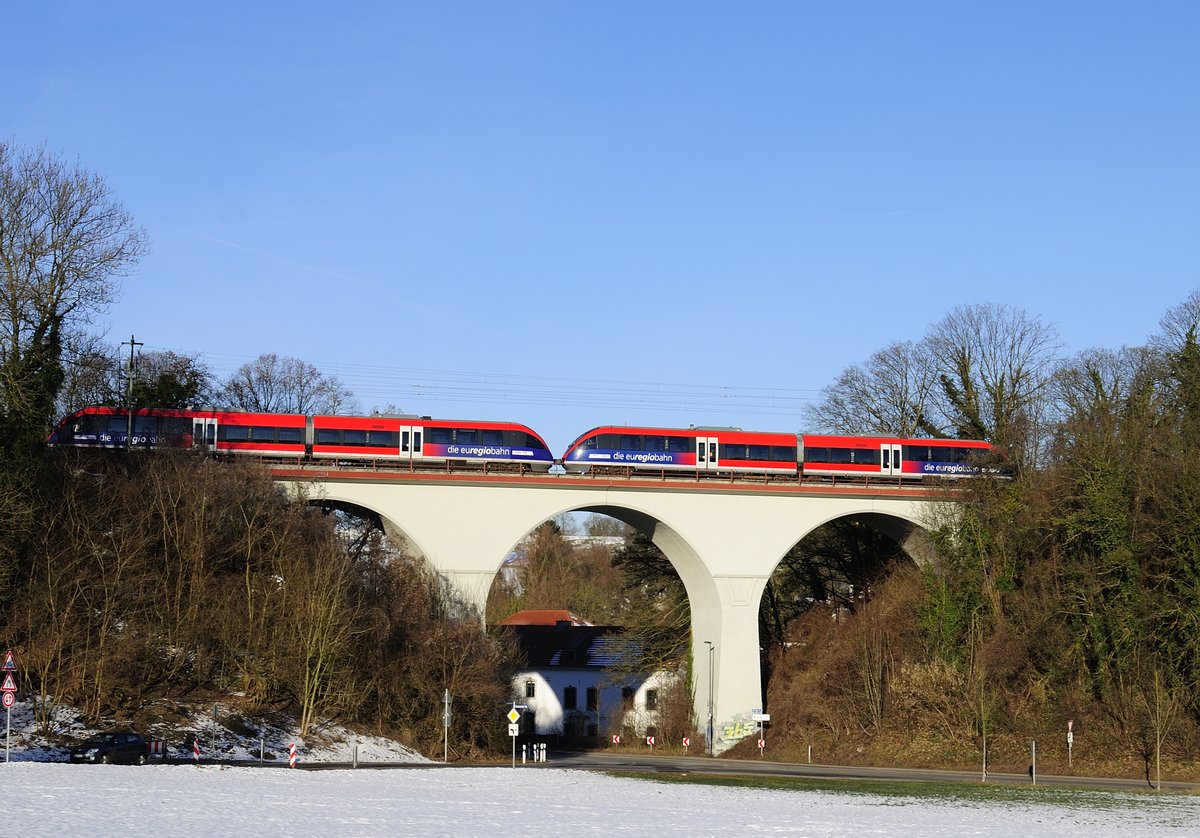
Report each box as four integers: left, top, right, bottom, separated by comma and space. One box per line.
537, 750, 1200, 794
201, 749, 1199, 793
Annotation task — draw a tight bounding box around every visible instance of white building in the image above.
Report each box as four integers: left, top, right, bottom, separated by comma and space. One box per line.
502, 611, 682, 741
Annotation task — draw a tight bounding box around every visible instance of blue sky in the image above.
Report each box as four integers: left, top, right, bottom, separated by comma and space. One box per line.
5, 3, 1198, 452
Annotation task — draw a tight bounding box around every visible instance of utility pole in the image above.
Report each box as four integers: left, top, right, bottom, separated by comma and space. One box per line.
121, 335, 142, 449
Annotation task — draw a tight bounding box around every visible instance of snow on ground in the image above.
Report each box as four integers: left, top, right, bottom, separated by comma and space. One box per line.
4, 762, 1199, 837
2, 699, 427, 764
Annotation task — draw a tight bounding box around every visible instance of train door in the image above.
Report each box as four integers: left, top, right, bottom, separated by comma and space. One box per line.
695, 436, 720, 471
192, 417, 217, 451
880, 443, 903, 477
399, 425, 424, 465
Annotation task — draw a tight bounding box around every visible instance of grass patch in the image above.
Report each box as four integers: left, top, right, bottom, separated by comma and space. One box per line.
602, 771, 1198, 824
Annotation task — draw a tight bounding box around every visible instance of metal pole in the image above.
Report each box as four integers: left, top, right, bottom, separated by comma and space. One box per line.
704, 641, 715, 755
121, 335, 142, 450
443, 689, 450, 764
1031, 740, 1037, 785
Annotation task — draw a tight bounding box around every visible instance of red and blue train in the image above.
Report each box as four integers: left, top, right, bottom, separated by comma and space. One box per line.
560, 425, 997, 479
48, 406, 556, 471
48, 407, 999, 481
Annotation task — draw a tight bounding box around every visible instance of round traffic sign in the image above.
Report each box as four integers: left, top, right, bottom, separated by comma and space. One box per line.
2, 691, 14, 708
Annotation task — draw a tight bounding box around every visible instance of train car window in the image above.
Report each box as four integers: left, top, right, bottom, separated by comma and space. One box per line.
456, 429, 477, 444
667, 436, 690, 453
342, 429, 368, 446
804, 447, 829, 463
412, 431, 422, 452
481, 430, 504, 446
428, 427, 453, 445
749, 445, 770, 460
368, 431, 398, 447
278, 428, 304, 444
160, 417, 190, 438
222, 426, 250, 442
598, 434, 620, 449
772, 446, 797, 461
248, 427, 276, 442
829, 448, 854, 464
642, 436, 665, 452
904, 446, 930, 461
620, 435, 641, 450
578, 436, 598, 450
720, 444, 748, 460
856, 449, 880, 465
133, 415, 160, 434
316, 429, 341, 445
525, 433, 545, 449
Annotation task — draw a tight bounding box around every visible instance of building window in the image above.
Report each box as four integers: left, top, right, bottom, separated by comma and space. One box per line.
564, 686, 577, 710
586, 687, 598, 711
645, 689, 658, 710
621, 686, 634, 709
525, 680, 535, 698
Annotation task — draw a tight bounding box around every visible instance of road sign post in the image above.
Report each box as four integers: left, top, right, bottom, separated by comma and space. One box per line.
752, 712, 770, 759
506, 703, 526, 768
2, 651, 16, 764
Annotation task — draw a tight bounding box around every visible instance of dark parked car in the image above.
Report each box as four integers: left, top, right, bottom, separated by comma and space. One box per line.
68, 731, 148, 765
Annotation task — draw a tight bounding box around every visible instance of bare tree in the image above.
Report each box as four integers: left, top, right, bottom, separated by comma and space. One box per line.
220, 353, 355, 414
0, 143, 146, 438
804, 340, 942, 436
925, 303, 1060, 461
1152, 288, 1200, 355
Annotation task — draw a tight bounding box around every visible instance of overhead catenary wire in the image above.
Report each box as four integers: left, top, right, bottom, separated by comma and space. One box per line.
145, 347, 826, 422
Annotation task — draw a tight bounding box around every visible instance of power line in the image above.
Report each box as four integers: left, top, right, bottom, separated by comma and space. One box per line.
137, 346, 827, 421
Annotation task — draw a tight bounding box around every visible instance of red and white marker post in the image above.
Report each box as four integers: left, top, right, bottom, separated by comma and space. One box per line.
192, 738, 200, 764
289, 742, 298, 768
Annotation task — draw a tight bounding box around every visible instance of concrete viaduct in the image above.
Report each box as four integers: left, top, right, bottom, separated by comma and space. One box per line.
272, 466, 955, 753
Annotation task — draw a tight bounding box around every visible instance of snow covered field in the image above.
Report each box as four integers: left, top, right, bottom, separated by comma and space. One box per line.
5, 762, 1198, 837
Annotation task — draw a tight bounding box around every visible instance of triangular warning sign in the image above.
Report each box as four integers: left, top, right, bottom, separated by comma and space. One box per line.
1, 650, 13, 671
1, 673, 15, 692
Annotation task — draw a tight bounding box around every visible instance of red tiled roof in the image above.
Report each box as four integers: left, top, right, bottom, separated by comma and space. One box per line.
499, 609, 589, 626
